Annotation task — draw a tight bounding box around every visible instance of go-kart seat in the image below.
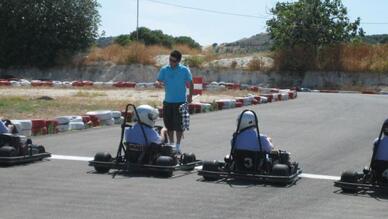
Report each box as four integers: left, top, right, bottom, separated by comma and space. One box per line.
0, 133, 26, 156
371, 160, 388, 182
233, 149, 269, 172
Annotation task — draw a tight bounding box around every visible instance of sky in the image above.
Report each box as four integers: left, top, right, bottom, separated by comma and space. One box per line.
97, 0, 388, 46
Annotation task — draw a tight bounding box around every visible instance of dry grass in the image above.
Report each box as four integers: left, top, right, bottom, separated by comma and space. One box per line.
172, 44, 201, 55
83, 42, 166, 65
83, 42, 203, 66
247, 58, 265, 71
274, 43, 388, 72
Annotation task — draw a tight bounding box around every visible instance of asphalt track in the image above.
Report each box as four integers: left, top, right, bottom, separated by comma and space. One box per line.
1, 93, 387, 219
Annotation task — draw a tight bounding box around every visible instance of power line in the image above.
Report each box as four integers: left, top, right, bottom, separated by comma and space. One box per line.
142, 0, 388, 25
361, 22, 388, 25
143, 0, 269, 19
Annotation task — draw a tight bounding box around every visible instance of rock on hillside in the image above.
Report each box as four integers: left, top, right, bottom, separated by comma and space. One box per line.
215, 33, 273, 53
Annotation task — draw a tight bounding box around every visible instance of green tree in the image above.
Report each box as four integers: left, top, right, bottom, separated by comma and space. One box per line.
0, 0, 100, 67
115, 34, 132, 46
130, 27, 201, 49
175, 36, 201, 49
267, 0, 362, 50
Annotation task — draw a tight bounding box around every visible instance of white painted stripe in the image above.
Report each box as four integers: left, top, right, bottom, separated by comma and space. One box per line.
50, 156, 341, 181
50, 154, 93, 162
300, 173, 340, 181
195, 165, 340, 181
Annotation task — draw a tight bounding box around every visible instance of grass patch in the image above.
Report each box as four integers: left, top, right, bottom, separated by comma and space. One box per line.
73, 91, 107, 97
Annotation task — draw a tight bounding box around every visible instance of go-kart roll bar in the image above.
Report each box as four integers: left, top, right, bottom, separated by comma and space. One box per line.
116, 104, 150, 160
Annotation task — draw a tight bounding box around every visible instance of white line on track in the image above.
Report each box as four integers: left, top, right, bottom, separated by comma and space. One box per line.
299, 173, 340, 181
50, 154, 93, 162
50, 154, 341, 181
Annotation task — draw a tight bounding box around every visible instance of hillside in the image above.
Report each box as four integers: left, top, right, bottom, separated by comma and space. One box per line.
214, 33, 273, 54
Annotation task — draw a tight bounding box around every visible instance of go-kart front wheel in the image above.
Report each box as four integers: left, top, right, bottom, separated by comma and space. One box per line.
0, 146, 18, 157
202, 160, 221, 181
93, 152, 112, 173
340, 171, 361, 193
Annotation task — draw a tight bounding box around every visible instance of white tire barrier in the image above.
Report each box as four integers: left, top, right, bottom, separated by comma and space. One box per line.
69, 121, 85, 130
112, 111, 123, 124
11, 120, 32, 137
86, 110, 114, 126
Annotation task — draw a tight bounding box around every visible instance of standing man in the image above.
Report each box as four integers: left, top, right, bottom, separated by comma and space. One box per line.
155, 50, 193, 154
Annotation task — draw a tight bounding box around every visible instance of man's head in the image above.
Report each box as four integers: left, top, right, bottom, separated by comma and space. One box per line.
169, 50, 182, 67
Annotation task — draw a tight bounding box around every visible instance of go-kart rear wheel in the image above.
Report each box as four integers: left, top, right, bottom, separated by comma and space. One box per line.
37, 145, 46, 153
0, 146, 18, 157
156, 156, 174, 177
93, 152, 112, 173
271, 164, 290, 176
340, 171, 360, 193
202, 160, 221, 181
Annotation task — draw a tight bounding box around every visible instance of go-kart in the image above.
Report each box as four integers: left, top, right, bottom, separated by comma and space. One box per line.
89, 103, 202, 177
198, 109, 302, 185
334, 119, 388, 193
0, 133, 51, 165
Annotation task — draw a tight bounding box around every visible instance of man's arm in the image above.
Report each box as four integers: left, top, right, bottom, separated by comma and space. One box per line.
187, 80, 194, 103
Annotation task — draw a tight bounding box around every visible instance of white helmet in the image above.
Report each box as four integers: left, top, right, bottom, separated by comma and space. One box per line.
133, 105, 159, 127
237, 111, 256, 131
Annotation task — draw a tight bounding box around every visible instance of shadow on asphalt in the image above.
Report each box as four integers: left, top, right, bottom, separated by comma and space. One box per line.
333, 189, 388, 201
87, 169, 198, 179
196, 177, 301, 189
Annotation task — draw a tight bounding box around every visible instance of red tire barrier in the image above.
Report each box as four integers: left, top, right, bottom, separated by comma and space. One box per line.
192, 77, 203, 95
252, 99, 259, 105
31, 119, 47, 136
0, 80, 11, 86
45, 120, 58, 134
261, 94, 273, 102
126, 82, 136, 88
31, 119, 46, 129
83, 81, 94, 86
216, 101, 225, 110
249, 86, 259, 92
188, 103, 201, 114
253, 96, 261, 102
81, 116, 93, 127
72, 81, 84, 87
235, 102, 243, 107
88, 115, 100, 127
31, 81, 43, 86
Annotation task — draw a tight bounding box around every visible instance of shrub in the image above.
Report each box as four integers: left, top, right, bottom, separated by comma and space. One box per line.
183, 56, 206, 68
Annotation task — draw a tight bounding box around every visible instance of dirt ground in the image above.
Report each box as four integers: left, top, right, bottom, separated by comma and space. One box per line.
0, 87, 259, 120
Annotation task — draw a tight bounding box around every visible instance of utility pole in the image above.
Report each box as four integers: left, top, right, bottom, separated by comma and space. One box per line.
136, 0, 139, 41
